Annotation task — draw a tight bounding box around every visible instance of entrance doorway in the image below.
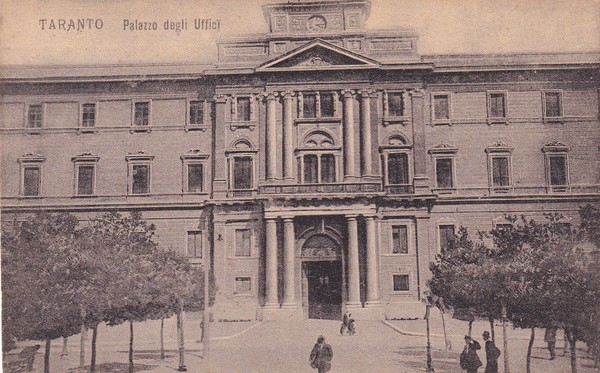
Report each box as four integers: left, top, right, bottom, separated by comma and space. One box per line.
304, 261, 342, 320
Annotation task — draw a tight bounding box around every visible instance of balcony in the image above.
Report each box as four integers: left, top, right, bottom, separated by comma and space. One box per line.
258, 182, 382, 195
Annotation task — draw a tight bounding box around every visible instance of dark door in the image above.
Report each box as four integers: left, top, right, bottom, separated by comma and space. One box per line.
306, 261, 342, 320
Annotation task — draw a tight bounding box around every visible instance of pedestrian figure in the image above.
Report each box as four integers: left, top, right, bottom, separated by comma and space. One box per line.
347, 317, 355, 335
482, 331, 500, 373
545, 327, 557, 360
309, 335, 334, 373
460, 335, 482, 373
340, 311, 349, 335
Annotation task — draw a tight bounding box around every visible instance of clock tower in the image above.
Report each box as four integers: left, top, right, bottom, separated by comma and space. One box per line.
262, 0, 371, 35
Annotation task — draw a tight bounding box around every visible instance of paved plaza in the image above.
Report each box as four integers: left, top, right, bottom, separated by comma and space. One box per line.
21, 312, 598, 373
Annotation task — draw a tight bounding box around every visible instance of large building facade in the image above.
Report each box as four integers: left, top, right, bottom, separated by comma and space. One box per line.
1, 0, 599, 321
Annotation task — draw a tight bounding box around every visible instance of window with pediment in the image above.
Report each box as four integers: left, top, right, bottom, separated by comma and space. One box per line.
227, 139, 257, 193
297, 131, 340, 184
380, 134, 412, 193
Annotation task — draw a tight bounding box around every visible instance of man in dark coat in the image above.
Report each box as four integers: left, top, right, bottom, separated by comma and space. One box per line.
310, 335, 333, 373
460, 335, 482, 373
482, 331, 500, 373
544, 327, 557, 360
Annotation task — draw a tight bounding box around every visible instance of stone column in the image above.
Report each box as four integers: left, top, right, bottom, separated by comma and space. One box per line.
346, 216, 361, 307
359, 90, 373, 177
411, 89, 429, 193
281, 218, 296, 308
365, 216, 380, 306
265, 218, 279, 308
212, 94, 229, 198
266, 93, 278, 180
342, 90, 357, 180
282, 91, 295, 181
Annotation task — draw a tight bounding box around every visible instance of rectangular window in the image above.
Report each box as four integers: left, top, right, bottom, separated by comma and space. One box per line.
234, 277, 252, 294
132, 164, 150, 194
439, 225, 456, 253
320, 154, 336, 183
392, 225, 409, 254
489, 93, 506, 118
134, 102, 150, 126
23, 166, 41, 196
549, 155, 567, 186
236, 97, 251, 121
388, 93, 404, 116
304, 155, 318, 183
186, 164, 203, 193
433, 95, 449, 120
435, 158, 453, 188
303, 94, 317, 118
235, 229, 251, 257
320, 93, 334, 117
27, 105, 43, 128
187, 231, 202, 258
81, 103, 96, 127
233, 157, 253, 189
388, 153, 409, 185
189, 101, 204, 125
492, 157, 510, 187
77, 165, 95, 195
393, 274, 410, 291
544, 92, 562, 118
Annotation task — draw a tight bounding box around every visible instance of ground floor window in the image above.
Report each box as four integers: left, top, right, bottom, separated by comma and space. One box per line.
234, 277, 252, 294
393, 275, 410, 292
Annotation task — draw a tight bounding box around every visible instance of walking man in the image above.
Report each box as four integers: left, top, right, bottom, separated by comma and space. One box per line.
460, 335, 482, 373
545, 327, 557, 360
309, 335, 333, 373
482, 331, 500, 373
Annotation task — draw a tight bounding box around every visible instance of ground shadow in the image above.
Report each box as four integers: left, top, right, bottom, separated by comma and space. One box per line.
68, 362, 156, 373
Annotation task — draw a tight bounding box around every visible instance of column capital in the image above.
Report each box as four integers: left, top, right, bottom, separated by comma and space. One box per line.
213, 94, 228, 103
364, 215, 378, 221
265, 217, 279, 223
263, 92, 279, 101
409, 88, 424, 98
282, 217, 295, 223
341, 89, 355, 98
345, 214, 359, 220
358, 89, 374, 98
281, 90, 295, 99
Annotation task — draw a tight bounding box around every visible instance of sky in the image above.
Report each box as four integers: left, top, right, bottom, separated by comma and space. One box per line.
0, 0, 598, 66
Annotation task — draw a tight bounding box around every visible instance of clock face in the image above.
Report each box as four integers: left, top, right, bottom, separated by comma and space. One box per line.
307, 15, 327, 32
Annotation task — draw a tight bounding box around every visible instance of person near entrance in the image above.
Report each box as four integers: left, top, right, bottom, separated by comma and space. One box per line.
340, 312, 349, 335
310, 335, 333, 373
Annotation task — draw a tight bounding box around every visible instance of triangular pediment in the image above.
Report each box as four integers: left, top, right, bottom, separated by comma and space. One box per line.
257, 39, 380, 72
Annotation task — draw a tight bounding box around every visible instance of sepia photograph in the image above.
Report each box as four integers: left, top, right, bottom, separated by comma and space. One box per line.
1, 0, 599, 372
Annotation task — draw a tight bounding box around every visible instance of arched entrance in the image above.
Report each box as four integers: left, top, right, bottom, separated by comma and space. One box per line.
301, 234, 343, 320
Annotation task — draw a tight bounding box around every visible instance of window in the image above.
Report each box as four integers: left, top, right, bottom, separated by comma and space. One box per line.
300, 92, 337, 119
302, 154, 336, 183
232, 156, 253, 189
435, 158, 454, 189
488, 92, 507, 119
187, 231, 202, 258
392, 225, 408, 254
235, 229, 251, 257
543, 141, 569, 192
236, 97, 251, 121
433, 94, 450, 121
234, 277, 252, 294
544, 91, 562, 118
439, 224, 456, 253
189, 100, 204, 125
27, 104, 43, 128
388, 92, 404, 116
81, 103, 96, 127
387, 153, 409, 185
23, 166, 41, 196
320, 93, 335, 117
393, 275, 410, 291
303, 94, 317, 118
134, 102, 150, 127
76, 165, 95, 195
492, 157, 510, 187
186, 164, 204, 193
127, 153, 153, 195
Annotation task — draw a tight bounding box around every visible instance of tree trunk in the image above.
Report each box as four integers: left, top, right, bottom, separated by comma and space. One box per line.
160, 318, 165, 360
425, 304, 434, 372
90, 324, 98, 373
440, 309, 451, 350
61, 336, 68, 356
468, 320, 473, 338
129, 320, 134, 373
177, 302, 187, 371
502, 303, 510, 373
44, 338, 51, 373
566, 328, 578, 373
489, 316, 496, 342
526, 327, 535, 373
80, 319, 87, 368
